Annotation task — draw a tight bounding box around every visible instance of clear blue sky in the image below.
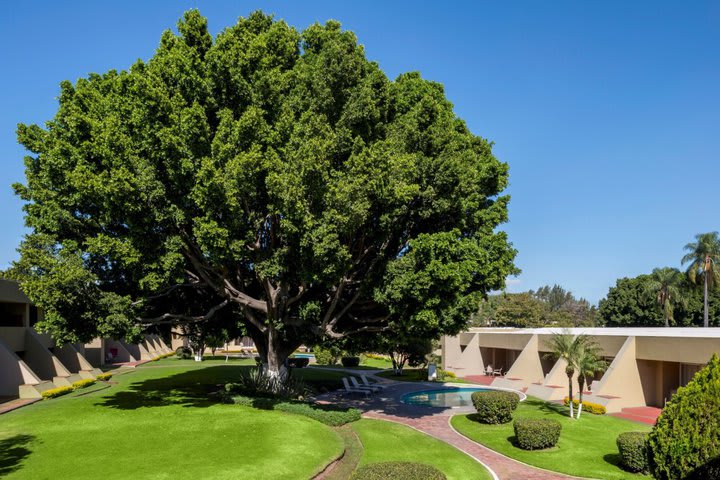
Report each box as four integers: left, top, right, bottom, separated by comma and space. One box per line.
2, 1, 719, 304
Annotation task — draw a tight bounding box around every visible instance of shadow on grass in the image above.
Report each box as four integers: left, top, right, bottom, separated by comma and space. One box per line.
97, 366, 253, 410
603, 453, 623, 469
0, 434, 35, 476
96, 365, 348, 410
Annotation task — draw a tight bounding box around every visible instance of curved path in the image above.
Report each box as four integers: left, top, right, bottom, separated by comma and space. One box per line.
316, 369, 580, 480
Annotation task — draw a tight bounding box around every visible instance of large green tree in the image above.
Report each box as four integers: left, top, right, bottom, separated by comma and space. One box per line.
11, 11, 517, 377
682, 232, 720, 328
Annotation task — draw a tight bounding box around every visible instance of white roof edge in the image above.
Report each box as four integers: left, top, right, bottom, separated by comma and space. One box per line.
464, 326, 720, 339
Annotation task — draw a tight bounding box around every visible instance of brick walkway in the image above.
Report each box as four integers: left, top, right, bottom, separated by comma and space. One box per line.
363, 411, 579, 480
610, 406, 661, 425
320, 377, 581, 480
0, 397, 41, 415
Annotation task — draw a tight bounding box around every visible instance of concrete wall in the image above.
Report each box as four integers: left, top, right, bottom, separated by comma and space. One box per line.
0, 337, 41, 396
22, 329, 71, 380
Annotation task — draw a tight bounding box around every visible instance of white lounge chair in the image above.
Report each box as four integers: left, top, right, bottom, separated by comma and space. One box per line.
360, 374, 388, 391
493, 367, 503, 377
351, 376, 380, 393
342, 377, 370, 397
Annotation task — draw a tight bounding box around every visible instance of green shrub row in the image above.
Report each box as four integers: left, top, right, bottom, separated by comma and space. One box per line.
41, 386, 75, 399
471, 390, 519, 424
352, 462, 446, 480
616, 432, 649, 473
96, 373, 113, 381
562, 397, 606, 415
151, 352, 176, 361
228, 394, 361, 426
71, 379, 96, 390
513, 418, 561, 450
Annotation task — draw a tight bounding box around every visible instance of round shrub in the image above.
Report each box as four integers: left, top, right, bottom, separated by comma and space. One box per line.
341, 356, 361, 367
648, 354, 720, 480
513, 418, 561, 450
616, 432, 649, 473
352, 462, 446, 480
471, 390, 519, 424
175, 346, 192, 359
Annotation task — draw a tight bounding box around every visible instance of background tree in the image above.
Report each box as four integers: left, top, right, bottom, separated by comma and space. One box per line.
11, 10, 517, 378
643, 267, 684, 327
598, 275, 660, 327
492, 293, 545, 327
682, 232, 720, 328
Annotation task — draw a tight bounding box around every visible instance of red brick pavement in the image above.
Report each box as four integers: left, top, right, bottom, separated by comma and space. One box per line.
610, 406, 661, 425
0, 397, 41, 415
363, 411, 581, 480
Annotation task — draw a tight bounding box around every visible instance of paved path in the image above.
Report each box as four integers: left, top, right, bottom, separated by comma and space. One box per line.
363, 411, 578, 480
0, 397, 41, 415
318, 375, 580, 480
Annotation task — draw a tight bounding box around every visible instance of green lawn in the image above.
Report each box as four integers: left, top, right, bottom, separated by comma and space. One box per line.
359, 356, 394, 369
0, 363, 343, 479
352, 418, 493, 480
451, 397, 652, 480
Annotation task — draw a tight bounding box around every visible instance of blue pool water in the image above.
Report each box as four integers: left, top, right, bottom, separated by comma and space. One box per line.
293, 353, 315, 359
401, 387, 491, 407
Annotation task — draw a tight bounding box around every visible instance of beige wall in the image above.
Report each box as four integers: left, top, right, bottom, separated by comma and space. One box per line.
636, 337, 720, 364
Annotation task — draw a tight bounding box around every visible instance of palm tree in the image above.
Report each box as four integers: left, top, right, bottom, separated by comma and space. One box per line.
545, 330, 590, 418
575, 341, 608, 419
682, 232, 720, 327
644, 267, 685, 327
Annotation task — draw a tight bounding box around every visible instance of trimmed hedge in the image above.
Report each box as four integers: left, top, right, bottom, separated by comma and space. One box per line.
228, 394, 361, 426
616, 432, 649, 473
648, 354, 720, 480
41, 386, 74, 399
471, 390, 519, 424
175, 346, 192, 359
96, 373, 113, 381
513, 418, 561, 450
341, 356, 361, 367
71, 379, 95, 390
352, 462, 446, 480
563, 397, 606, 415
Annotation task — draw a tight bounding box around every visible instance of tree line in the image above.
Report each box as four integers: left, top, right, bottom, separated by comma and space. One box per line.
599, 232, 720, 327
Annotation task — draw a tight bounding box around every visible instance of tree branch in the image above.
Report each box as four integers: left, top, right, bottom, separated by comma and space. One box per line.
138, 300, 229, 325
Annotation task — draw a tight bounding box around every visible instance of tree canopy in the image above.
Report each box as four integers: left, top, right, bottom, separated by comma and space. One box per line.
470, 285, 597, 328
11, 10, 517, 375
598, 269, 720, 327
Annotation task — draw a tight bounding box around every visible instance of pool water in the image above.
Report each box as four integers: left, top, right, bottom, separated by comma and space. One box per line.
293, 353, 315, 359
401, 387, 491, 407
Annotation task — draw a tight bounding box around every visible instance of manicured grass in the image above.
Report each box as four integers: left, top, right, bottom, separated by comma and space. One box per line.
451, 397, 652, 480
148, 356, 348, 393
0, 363, 343, 479
376, 368, 472, 384
352, 418, 493, 480
360, 356, 394, 369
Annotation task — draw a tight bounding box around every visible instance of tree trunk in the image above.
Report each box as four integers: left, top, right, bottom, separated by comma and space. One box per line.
567, 372, 574, 419
577, 375, 585, 419
704, 272, 709, 328
248, 323, 300, 381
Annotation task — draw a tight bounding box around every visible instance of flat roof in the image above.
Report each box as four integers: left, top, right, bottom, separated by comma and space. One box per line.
467, 327, 720, 339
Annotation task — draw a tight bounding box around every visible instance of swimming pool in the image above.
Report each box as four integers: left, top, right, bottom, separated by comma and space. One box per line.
293, 353, 315, 359
401, 387, 492, 408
